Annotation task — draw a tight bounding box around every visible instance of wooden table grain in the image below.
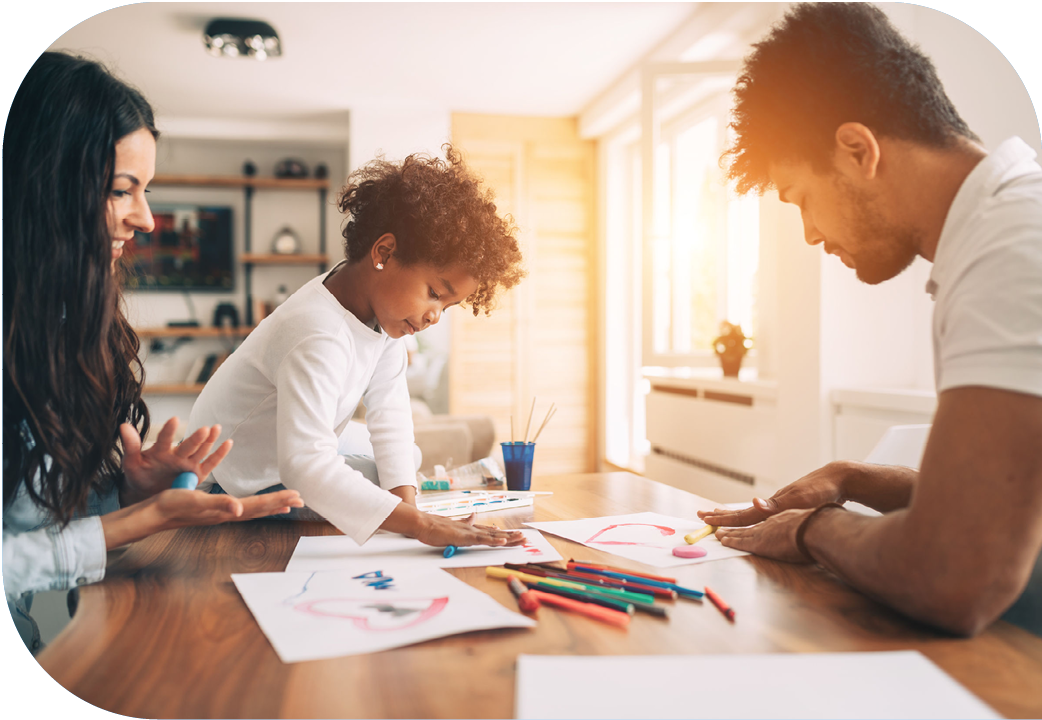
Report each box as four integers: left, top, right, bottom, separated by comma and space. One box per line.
37, 472, 1042, 718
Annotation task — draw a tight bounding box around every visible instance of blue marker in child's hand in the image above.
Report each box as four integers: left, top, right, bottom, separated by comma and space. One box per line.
443, 545, 458, 558
172, 472, 199, 490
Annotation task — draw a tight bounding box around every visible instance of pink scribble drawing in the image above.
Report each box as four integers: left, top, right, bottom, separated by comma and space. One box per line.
585, 523, 676, 546
294, 597, 449, 632
524, 544, 543, 555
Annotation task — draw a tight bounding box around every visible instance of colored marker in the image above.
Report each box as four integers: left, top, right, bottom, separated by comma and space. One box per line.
705, 586, 735, 621
507, 576, 540, 613
171, 472, 199, 490
567, 561, 676, 584
503, 565, 655, 604
525, 588, 631, 629
513, 564, 674, 599
561, 569, 679, 600
443, 545, 458, 558
684, 525, 717, 545
526, 581, 635, 615
525, 577, 668, 618
566, 565, 704, 598
487, 566, 605, 594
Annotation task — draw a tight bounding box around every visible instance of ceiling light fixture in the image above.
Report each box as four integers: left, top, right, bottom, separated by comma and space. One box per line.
203, 18, 282, 61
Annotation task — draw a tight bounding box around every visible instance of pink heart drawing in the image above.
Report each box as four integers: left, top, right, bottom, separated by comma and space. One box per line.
585, 523, 676, 547
295, 597, 449, 632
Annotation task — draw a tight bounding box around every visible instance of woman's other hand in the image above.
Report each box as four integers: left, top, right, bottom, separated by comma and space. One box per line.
119, 418, 232, 506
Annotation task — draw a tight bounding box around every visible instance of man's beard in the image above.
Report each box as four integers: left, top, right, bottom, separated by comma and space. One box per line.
841, 179, 919, 285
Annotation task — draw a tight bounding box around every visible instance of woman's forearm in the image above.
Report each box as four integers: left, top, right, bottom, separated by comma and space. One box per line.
99, 499, 166, 549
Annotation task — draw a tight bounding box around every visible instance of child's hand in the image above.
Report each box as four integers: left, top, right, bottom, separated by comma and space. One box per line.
416, 513, 525, 548
119, 418, 232, 506
382, 505, 525, 548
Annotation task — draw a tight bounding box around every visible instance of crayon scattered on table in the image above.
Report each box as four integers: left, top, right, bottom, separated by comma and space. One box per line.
705, 586, 735, 621
684, 525, 717, 545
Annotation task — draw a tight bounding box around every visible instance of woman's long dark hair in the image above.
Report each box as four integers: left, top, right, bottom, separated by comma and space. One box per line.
3, 52, 154, 523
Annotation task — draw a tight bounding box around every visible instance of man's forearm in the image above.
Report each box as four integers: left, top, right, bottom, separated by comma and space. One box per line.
841, 462, 917, 513
803, 507, 1001, 636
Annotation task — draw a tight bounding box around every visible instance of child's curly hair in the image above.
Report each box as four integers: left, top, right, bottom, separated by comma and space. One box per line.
337, 144, 525, 315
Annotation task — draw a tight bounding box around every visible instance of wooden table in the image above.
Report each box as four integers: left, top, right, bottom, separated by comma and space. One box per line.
38, 472, 1042, 718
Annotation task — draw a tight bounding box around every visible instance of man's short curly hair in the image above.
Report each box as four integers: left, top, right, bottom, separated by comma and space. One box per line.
337, 144, 525, 315
723, 2, 979, 195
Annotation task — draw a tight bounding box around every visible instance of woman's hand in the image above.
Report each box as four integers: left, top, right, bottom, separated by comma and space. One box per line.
101, 487, 305, 550
697, 461, 855, 528
119, 418, 232, 506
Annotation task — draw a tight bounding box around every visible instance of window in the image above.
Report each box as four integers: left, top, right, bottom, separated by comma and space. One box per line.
644, 89, 759, 367
602, 63, 760, 470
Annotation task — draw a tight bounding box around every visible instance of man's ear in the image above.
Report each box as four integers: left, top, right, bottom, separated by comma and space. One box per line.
370, 233, 397, 268
834, 123, 881, 181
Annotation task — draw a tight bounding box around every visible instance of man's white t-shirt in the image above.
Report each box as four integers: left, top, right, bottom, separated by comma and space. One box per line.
926, 136, 1042, 634
187, 269, 416, 545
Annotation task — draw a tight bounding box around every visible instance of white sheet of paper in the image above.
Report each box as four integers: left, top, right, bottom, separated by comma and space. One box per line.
233, 566, 535, 663
525, 511, 747, 567
285, 528, 562, 572
515, 652, 1000, 719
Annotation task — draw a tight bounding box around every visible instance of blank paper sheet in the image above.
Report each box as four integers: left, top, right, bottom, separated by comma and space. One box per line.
515, 652, 999, 719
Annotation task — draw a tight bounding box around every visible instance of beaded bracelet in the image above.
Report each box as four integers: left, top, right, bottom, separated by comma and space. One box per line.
795, 502, 845, 562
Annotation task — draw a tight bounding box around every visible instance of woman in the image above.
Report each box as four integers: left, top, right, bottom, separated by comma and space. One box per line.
2, 51, 303, 652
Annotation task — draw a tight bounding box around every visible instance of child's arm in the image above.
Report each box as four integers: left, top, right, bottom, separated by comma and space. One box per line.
361, 340, 418, 496
275, 334, 410, 543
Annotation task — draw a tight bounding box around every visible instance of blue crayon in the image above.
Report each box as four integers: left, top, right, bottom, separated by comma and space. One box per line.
171, 472, 199, 490
443, 545, 458, 558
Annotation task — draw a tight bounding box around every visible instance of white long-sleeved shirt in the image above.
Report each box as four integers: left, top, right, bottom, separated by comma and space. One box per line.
187, 270, 416, 544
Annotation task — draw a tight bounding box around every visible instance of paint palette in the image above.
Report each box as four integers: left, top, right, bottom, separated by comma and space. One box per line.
417, 490, 541, 517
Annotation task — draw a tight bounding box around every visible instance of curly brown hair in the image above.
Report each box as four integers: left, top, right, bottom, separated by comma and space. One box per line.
337, 144, 525, 315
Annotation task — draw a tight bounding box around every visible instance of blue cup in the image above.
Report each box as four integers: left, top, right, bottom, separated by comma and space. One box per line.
500, 442, 536, 491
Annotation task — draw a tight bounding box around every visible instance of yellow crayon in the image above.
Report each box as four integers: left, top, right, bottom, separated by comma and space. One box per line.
684, 525, 717, 545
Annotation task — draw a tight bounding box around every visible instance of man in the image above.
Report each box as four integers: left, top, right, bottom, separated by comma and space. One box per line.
700, 2, 1042, 637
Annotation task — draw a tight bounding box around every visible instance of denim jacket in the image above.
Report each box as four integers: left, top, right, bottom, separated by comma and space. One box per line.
2, 421, 120, 652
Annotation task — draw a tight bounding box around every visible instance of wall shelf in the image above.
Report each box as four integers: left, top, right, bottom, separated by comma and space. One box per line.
136, 326, 255, 339
148, 173, 329, 325
151, 174, 330, 190
240, 253, 330, 266
142, 383, 206, 395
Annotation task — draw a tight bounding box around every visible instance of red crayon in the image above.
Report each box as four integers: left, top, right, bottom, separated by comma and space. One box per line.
704, 586, 735, 621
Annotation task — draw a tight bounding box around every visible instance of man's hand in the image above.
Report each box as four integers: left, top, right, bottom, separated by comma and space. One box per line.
120, 418, 232, 506
715, 508, 819, 564
698, 461, 854, 528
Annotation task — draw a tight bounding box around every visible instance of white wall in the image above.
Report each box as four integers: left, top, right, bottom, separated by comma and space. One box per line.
348, 104, 457, 368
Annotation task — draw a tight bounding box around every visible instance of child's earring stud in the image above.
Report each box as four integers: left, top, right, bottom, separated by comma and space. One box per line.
376, 263, 384, 270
